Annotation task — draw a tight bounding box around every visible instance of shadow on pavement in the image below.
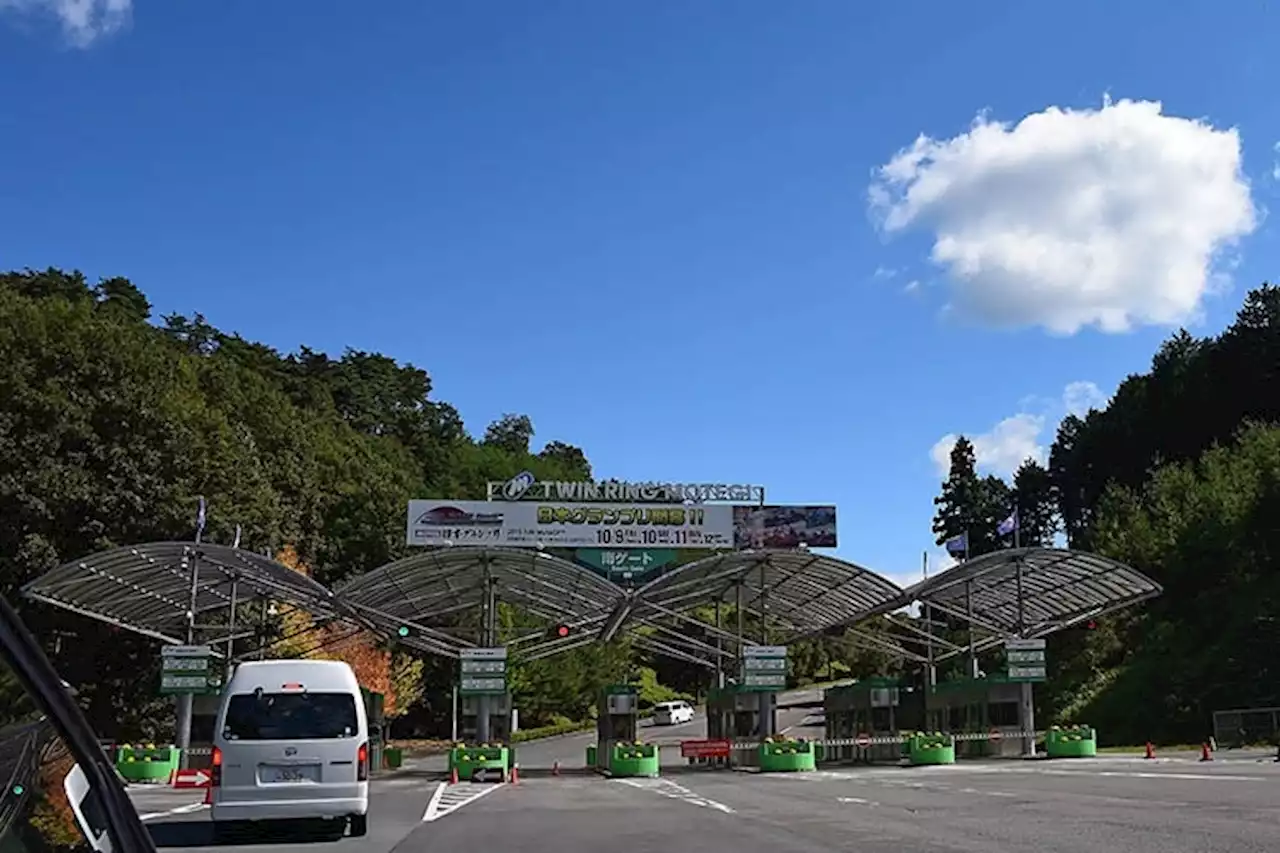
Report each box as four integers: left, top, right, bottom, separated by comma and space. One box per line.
148, 818, 348, 848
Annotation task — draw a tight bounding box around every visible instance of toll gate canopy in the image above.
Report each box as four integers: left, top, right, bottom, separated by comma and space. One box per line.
336, 547, 626, 661
893, 547, 1163, 661
21, 541, 348, 651
606, 549, 908, 668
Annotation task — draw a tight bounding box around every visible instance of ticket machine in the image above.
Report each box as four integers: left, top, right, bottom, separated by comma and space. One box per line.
459, 692, 512, 744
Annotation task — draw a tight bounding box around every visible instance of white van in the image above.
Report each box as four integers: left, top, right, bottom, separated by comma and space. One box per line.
652, 700, 695, 726
210, 660, 370, 837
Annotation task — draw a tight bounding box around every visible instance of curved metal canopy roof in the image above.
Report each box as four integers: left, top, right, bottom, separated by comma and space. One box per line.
21, 542, 345, 647
899, 547, 1162, 637
622, 549, 905, 641
336, 547, 624, 658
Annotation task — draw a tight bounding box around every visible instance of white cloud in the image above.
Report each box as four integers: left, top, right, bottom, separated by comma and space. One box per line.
1062, 380, 1107, 417
0, 0, 130, 47
931, 413, 1046, 479
870, 98, 1257, 335
903, 279, 922, 294
873, 265, 898, 280
1273, 142, 1280, 181
930, 380, 1109, 478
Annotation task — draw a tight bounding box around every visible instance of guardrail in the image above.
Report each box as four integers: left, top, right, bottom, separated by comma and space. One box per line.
726, 730, 1044, 752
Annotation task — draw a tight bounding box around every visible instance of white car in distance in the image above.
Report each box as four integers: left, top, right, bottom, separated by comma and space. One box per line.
652, 700, 695, 726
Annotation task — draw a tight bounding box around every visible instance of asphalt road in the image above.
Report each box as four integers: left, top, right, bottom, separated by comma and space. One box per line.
130, 688, 1280, 853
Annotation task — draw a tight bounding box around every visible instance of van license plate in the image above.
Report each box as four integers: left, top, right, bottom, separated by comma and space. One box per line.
262, 765, 319, 783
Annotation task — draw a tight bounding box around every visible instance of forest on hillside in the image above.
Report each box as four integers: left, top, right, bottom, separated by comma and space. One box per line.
932, 283, 1280, 744
5, 267, 1276, 747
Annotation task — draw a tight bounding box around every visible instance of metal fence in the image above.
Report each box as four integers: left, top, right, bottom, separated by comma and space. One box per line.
1212, 707, 1280, 748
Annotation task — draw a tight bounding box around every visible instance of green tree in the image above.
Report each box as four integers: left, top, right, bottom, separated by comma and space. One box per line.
932, 438, 1010, 556
1009, 459, 1056, 546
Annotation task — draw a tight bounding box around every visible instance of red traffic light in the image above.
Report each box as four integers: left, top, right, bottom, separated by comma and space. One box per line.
555, 624, 570, 638
1086, 620, 1096, 630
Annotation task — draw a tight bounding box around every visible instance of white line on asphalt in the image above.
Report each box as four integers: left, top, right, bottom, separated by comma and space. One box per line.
138, 803, 208, 822
422, 782, 447, 821
423, 783, 505, 822
615, 778, 734, 814
837, 796, 878, 806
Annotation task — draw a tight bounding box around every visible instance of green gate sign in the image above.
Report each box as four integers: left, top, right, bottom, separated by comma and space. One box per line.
459, 647, 507, 696
575, 549, 677, 580
1004, 638, 1047, 682
159, 645, 223, 695
740, 644, 788, 692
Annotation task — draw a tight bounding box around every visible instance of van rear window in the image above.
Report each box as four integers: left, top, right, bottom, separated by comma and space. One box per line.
223, 692, 357, 740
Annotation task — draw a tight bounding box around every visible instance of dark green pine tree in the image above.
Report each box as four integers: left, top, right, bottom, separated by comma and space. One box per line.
1009, 459, 1057, 547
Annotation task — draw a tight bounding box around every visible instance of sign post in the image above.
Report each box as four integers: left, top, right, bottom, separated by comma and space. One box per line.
159, 646, 221, 696
460, 647, 507, 744
740, 645, 788, 692
1004, 639, 1047, 682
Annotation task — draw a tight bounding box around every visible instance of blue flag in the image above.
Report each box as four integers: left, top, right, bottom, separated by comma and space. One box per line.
944, 532, 969, 556
997, 510, 1018, 537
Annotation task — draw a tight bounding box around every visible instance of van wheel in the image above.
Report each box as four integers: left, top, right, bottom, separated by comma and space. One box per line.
349, 815, 368, 837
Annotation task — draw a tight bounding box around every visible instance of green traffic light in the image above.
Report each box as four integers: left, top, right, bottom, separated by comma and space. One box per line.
397, 626, 410, 637
11, 785, 23, 796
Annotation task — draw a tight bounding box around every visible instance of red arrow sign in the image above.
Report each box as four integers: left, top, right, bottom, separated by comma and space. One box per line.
172, 769, 210, 788
855, 733, 872, 747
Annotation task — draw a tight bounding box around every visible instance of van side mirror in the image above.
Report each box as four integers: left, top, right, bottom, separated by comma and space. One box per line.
63, 763, 114, 853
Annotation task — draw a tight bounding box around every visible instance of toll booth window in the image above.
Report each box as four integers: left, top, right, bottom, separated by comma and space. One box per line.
988, 702, 1019, 727
224, 692, 358, 740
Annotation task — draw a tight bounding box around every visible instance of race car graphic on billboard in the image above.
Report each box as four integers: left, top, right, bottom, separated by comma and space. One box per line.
731, 505, 837, 550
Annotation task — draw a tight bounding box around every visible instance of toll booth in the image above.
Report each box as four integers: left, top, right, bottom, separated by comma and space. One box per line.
595, 684, 658, 776
823, 677, 924, 762
362, 689, 386, 772
459, 692, 512, 745
596, 684, 639, 769
926, 676, 1023, 757
706, 685, 776, 741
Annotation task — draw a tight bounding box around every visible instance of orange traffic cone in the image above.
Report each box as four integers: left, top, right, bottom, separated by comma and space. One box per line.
1200, 742, 1213, 762
1144, 741, 1155, 760
449, 765, 459, 785
509, 764, 519, 785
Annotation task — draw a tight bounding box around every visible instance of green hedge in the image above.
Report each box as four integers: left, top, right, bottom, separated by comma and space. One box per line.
512, 720, 594, 742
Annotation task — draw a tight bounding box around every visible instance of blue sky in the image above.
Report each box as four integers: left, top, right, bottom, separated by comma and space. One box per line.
2, 1, 1278, 587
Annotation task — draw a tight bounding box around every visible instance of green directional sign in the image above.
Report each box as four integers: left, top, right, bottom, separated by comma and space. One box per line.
740, 645, 788, 692
575, 549, 677, 580
159, 645, 222, 695
1003, 639, 1047, 682
459, 647, 508, 696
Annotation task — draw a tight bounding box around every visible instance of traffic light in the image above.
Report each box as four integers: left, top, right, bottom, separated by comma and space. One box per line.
396, 625, 410, 638
550, 623, 571, 639
1085, 620, 1096, 630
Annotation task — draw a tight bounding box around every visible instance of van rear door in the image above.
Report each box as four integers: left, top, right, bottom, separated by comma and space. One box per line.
218, 690, 364, 800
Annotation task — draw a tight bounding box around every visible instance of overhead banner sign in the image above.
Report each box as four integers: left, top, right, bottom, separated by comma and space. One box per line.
486, 471, 765, 504
407, 500, 736, 549
732, 505, 837, 549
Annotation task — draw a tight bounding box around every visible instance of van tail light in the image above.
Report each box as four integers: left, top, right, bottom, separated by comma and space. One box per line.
357, 743, 369, 781
210, 745, 223, 787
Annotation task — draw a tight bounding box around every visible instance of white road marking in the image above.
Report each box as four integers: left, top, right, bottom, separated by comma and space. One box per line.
422, 782, 505, 822
615, 778, 734, 814
838, 796, 878, 806
138, 802, 208, 822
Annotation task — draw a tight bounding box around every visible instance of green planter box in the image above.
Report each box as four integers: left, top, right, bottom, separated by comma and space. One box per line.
608, 743, 659, 778
115, 747, 180, 783
759, 740, 816, 772
383, 747, 404, 769
449, 746, 509, 781
907, 733, 955, 766
1046, 726, 1097, 758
